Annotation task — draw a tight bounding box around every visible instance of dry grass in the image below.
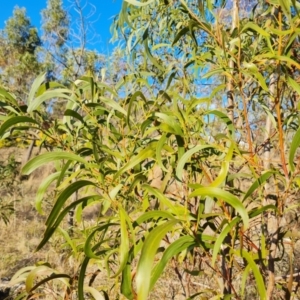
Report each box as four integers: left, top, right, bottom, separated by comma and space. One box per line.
0, 147, 51, 279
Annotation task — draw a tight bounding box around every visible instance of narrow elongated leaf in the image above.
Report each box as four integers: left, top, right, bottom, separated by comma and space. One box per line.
143, 184, 185, 215
190, 188, 249, 229
25, 265, 47, 293
36, 195, 100, 251
25, 265, 67, 293
113, 145, 155, 180
136, 220, 178, 300
127, 91, 147, 128
155, 113, 183, 136
212, 217, 240, 265
127, 26, 144, 52
204, 110, 235, 138
203, 68, 224, 79
121, 249, 134, 300
84, 223, 118, 259
109, 184, 123, 200
210, 161, 229, 188
57, 227, 77, 254
287, 76, 300, 95
14, 293, 27, 300
36, 81, 66, 95
79, 257, 90, 300
0, 116, 39, 137
100, 145, 125, 160
28, 73, 47, 105
28, 89, 74, 112
0, 87, 18, 106
150, 236, 195, 290
176, 135, 185, 160
78, 247, 110, 300
35, 172, 62, 214
210, 143, 234, 188
241, 264, 251, 298
28, 273, 70, 294
128, 174, 147, 193
234, 250, 266, 300
289, 126, 300, 172
242, 66, 268, 91
64, 109, 85, 123
100, 96, 127, 116
112, 209, 130, 277
125, 0, 156, 6
248, 204, 276, 219
134, 211, 175, 225
45, 180, 96, 227
241, 22, 269, 36
84, 286, 106, 300
275, 55, 300, 69
10, 266, 35, 284
172, 27, 189, 45
143, 38, 165, 72
243, 171, 276, 201
176, 145, 212, 181
165, 72, 176, 89
156, 133, 169, 172
22, 151, 88, 175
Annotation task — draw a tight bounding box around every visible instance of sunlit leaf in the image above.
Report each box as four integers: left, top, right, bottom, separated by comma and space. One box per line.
113, 144, 156, 180
234, 250, 266, 300
22, 151, 88, 175
28, 73, 47, 106
150, 235, 195, 290
241, 22, 269, 36
112, 209, 130, 277
203, 110, 235, 138
27, 89, 75, 112
84, 286, 106, 300
136, 219, 178, 300
125, 0, 156, 6
243, 171, 276, 201
190, 188, 249, 229
212, 217, 240, 265
289, 127, 300, 172
0, 116, 39, 137
35, 172, 62, 214
176, 145, 212, 181
84, 223, 118, 259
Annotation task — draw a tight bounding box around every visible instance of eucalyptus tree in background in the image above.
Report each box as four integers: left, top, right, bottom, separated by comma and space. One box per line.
41, 0, 107, 84
0, 0, 124, 100
41, 0, 70, 78
0, 7, 41, 101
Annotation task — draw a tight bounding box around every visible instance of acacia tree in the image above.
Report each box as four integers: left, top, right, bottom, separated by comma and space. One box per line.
1, 0, 300, 299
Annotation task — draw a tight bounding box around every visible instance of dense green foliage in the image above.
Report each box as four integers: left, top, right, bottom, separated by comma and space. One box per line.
1, 0, 300, 299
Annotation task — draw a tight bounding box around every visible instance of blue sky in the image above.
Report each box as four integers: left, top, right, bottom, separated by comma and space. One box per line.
0, 0, 122, 52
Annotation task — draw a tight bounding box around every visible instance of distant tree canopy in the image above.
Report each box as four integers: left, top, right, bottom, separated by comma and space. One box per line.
0, 0, 122, 105
0, 7, 41, 100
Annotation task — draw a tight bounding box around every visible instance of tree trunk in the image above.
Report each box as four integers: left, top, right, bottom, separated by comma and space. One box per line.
263, 73, 279, 300
222, 0, 239, 296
